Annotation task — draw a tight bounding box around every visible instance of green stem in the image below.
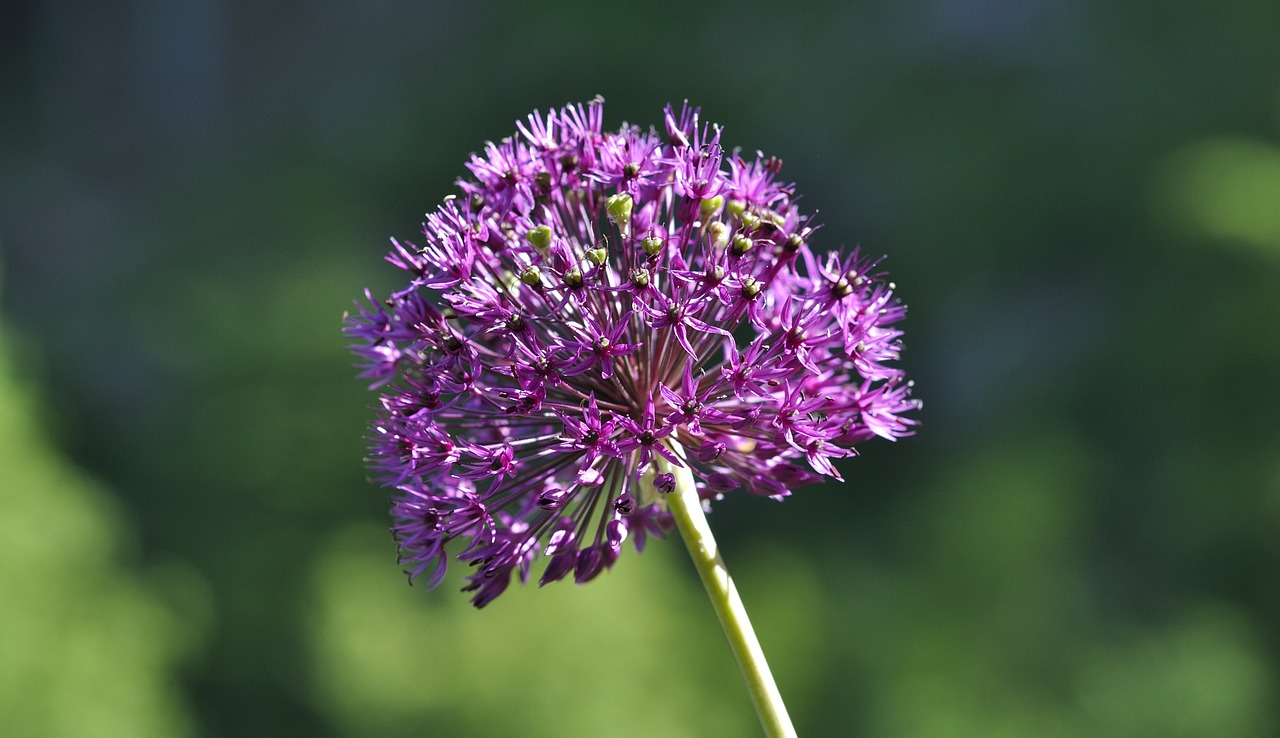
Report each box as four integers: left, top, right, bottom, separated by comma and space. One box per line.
664, 448, 797, 738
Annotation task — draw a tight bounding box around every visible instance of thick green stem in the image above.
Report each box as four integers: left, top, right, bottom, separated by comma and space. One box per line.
664, 448, 797, 738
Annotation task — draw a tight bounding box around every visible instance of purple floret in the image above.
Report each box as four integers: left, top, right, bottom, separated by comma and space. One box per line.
345, 99, 920, 607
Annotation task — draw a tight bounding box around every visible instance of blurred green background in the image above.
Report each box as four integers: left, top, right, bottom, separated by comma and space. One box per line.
2, 1, 1278, 736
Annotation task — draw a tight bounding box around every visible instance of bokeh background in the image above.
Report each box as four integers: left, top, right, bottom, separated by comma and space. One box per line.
3, 1, 1279, 736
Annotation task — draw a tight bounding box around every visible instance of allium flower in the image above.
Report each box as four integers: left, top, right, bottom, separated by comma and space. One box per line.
346, 99, 919, 607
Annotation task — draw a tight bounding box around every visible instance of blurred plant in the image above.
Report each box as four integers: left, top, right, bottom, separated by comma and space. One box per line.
1153, 136, 1280, 260
345, 99, 917, 736
0, 312, 203, 737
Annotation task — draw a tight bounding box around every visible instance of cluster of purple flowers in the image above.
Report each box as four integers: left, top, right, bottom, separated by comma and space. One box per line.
346, 100, 919, 606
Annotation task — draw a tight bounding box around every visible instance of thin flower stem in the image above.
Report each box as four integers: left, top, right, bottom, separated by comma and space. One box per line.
665, 446, 797, 738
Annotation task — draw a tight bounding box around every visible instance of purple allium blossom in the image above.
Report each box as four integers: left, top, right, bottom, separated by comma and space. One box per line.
345, 99, 919, 607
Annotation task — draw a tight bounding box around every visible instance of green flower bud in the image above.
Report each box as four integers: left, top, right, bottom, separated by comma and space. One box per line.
739, 211, 760, 230
587, 246, 608, 266
700, 195, 724, 220
525, 225, 553, 257
606, 193, 633, 226
727, 199, 746, 218
741, 277, 762, 299
730, 235, 753, 256
641, 236, 664, 257
708, 221, 730, 249
520, 265, 543, 288
563, 267, 584, 289
630, 267, 651, 290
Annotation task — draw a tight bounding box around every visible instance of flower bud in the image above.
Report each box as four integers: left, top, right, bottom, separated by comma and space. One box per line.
708, 221, 730, 250
606, 193, 633, 226
613, 493, 637, 516
537, 488, 569, 510
605, 519, 628, 549
700, 195, 724, 220
525, 225, 552, 257
654, 473, 676, 494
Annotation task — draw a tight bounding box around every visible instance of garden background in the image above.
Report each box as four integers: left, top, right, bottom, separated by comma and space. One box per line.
2, 0, 1278, 735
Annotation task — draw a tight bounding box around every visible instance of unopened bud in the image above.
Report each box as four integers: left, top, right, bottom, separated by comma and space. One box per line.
537, 488, 569, 510
606, 193, 633, 226
700, 195, 724, 220
613, 493, 637, 516
654, 473, 676, 494
708, 221, 730, 249
525, 225, 552, 256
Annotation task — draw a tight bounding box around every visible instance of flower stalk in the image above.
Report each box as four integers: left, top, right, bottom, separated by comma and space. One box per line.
665, 443, 797, 738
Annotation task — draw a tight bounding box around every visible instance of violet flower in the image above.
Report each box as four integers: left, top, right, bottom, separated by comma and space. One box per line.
345, 99, 918, 609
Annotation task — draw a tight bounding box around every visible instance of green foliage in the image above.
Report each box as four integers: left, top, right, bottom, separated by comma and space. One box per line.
1154, 136, 1280, 259
0, 328, 203, 737
306, 527, 758, 738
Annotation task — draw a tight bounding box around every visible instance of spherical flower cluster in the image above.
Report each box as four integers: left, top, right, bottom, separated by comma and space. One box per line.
346, 100, 919, 607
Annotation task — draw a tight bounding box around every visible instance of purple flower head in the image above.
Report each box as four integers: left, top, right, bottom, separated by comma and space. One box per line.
345, 100, 919, 607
